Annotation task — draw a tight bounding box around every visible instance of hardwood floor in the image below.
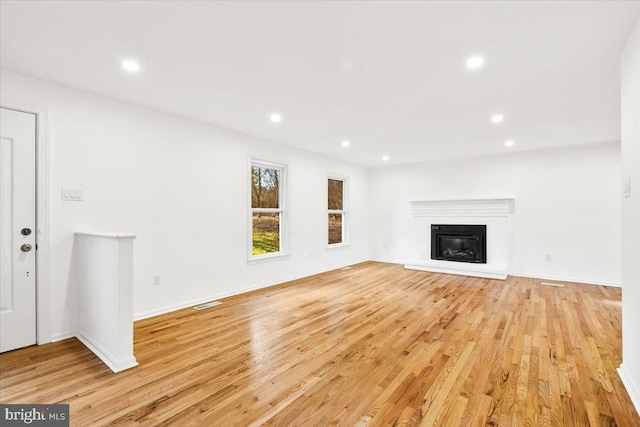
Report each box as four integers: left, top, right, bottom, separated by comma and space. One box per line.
1, 262, 638, 426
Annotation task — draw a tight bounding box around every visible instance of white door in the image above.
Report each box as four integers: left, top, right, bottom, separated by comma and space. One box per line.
0, 107, 37, 352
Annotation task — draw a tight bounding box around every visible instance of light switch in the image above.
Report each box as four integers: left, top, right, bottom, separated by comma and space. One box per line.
62, 188, 84, 201
624, 178, 631, 198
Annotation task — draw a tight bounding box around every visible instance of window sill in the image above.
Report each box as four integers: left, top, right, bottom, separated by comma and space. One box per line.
247, 252, 291, 265
326, 243, 351, 251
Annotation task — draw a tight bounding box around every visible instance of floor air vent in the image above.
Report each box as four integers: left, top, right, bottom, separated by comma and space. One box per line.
193, 301, 222, 310
540, 282, 565, 288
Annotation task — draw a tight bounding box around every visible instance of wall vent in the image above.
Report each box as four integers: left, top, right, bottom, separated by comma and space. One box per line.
194, 301, 222, 310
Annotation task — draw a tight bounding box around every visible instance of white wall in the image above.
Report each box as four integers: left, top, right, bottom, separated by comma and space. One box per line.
369, 143, 622, 286
0, 70, 370, 339
620, 17, 640, 413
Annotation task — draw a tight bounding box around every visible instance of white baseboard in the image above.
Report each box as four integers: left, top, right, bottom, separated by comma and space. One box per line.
371, 257, 403, 264
133, 295, 230, 321
372, 256, 622, 287
133, 259, 370, 321
618, 364, 640, 416
76, 331, 138, 373
50, 331, 76, 342
511, 272, 622, 288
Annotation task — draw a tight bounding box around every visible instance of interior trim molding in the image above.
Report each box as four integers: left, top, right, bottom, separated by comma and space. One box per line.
618, 364, 640, 416
50, 331, 76, 342
76, 331, 139, 373
410, 198, 515, 217
511, 272, 622, 288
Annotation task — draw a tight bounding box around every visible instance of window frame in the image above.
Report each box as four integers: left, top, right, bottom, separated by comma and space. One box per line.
248, 158, 289, 263
327, 174, 349, 249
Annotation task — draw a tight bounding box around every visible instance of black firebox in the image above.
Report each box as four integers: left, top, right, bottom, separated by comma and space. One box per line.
431, 224, 487, 264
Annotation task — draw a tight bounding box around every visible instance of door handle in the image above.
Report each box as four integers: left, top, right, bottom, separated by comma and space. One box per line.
20, 244, 32, 252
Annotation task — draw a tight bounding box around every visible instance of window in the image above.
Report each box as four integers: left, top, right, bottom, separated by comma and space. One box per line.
328, 176, 348, 246
250, 160, 287, 259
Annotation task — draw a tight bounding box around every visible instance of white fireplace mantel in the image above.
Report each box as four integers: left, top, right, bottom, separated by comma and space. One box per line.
410, 199, 514, 217
405, 198, 515, 280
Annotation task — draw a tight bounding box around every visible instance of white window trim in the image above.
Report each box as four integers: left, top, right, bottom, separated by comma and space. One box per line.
327, 173, 350, 249
248, 158, 289, 263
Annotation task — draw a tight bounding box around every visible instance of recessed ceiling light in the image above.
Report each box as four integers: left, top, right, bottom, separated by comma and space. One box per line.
466, 55, 485, 70
270, 113, 282, 123
505, 140, 514, 147
341, 140, 350, 147
382, 155, 390, 161
121, 60, 140, 73
491, 114, 504, 123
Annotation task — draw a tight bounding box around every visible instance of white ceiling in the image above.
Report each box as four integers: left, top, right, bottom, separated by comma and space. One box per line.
1, 1, 639, 167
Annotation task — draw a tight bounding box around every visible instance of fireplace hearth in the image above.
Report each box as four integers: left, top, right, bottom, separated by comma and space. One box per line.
431, 224, 487, 264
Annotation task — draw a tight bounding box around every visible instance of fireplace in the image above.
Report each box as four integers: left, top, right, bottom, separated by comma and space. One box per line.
431, 224, 486, 264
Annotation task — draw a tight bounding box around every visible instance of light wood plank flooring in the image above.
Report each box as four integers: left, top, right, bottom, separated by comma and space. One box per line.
1, 262, 638, 426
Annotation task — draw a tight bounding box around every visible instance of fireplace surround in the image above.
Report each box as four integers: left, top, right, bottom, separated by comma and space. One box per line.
405, 199, 514, 280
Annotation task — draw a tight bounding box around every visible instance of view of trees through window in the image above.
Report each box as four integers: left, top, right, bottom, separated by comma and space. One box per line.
252, 165, 281, 255
328, 178, 344, 245
252, 212, 280, 255
252, 166, 279, 209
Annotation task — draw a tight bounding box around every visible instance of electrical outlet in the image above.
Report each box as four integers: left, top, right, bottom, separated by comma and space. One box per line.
545, 254, 552, 262
61, 187, 84, 201
153, 275, 161, 286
